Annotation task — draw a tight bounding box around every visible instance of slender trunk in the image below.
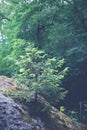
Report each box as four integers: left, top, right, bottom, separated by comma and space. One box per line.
34, 73, 38, 102
36, 21, 42, 49
0, 25, 4, 43
35, 90, 38, 102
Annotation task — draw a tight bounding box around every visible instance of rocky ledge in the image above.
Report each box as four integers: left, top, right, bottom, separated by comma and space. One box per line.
0, 76, 45, 130
0, 76, 86, 130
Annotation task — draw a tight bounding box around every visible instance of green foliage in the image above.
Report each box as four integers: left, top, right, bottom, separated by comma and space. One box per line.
15, 42, 68, 104
66, 101, 87, 123
1, 0, 87, 54
0, 0, 87, 122
2, 0, 74, 54
60, 106, 65, 112
6, 89, 35, 103
0, 43, 12, 76
0, 39, 30, 76
66, 110, 78, 121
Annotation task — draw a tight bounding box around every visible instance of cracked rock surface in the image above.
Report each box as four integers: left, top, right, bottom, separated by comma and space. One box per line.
0, 76, 45, 130
0, 93, 45, 130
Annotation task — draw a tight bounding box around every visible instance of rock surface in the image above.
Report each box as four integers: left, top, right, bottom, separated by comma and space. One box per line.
0, 76, 45, 130
0, 76, 86, 130
29, 95, 87, 130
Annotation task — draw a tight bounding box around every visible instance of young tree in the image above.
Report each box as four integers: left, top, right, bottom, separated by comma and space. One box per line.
15, 42, 68, 104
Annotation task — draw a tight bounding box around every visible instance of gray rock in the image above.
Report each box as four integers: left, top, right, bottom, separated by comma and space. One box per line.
0, 93, 45, 130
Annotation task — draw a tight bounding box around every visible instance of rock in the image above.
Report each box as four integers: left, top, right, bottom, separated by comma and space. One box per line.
0, 76, 86, 130
0, 76, 28, 92
29, 95, 87, 130
0, 93, 45, 130
0, 76, 45, 130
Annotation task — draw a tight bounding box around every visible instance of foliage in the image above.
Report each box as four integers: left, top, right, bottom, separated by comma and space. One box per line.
0, 0, 87, 122
1, 0, 75, 54
0, 43, 12, 76
6, 89, 34, 103
14, 42, 68, 104
0, 39, 28, 76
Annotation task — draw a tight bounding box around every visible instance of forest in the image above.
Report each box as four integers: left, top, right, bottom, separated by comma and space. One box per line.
0, 0, 87, 128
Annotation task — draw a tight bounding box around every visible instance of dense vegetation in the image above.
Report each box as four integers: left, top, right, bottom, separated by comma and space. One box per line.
0, 0, 87, 123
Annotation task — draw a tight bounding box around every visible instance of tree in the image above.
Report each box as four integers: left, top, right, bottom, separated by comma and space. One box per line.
3, 0, 74, 54
15, 42, 68, 104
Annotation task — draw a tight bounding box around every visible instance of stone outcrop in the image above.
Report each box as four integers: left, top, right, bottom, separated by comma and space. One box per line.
29, 95, 87, 130
0, 76, 86, 130
0, 76, 45, 130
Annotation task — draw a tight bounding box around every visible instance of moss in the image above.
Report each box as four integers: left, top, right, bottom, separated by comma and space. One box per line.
22, 114, 31, 122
